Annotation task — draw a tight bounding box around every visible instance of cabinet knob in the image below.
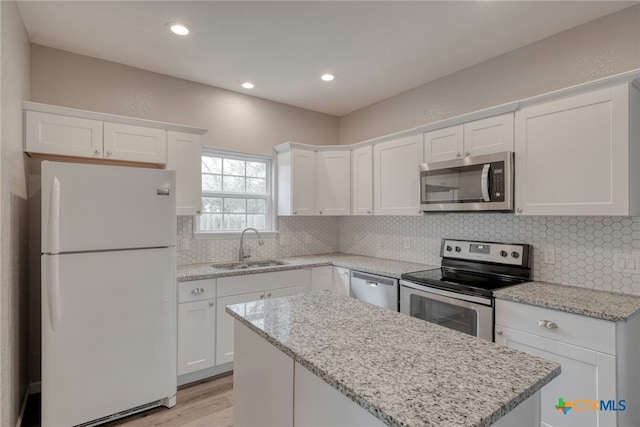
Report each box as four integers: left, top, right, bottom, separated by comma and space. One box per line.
105, 151, 112, 157
191, 288, 205, 295
293, 211, 298, 215
260, 294, 265, 299
93, 150, 101, 156
456, 152, 462, 158
495, 330, 503, 335
516, 208, 523, 214
465, 151, 470, 157
319, 211, 323, 215
196, 210, 201, 215
267, 292, 272, 298
367, 210, 371, 214
538, 320, 558, 330
209, 301, 215, 308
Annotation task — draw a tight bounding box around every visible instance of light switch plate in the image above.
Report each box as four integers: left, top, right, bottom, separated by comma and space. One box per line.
613, 253, 640, 273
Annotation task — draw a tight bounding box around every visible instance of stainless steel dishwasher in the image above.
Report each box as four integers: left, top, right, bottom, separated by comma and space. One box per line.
350, 271, 399, 311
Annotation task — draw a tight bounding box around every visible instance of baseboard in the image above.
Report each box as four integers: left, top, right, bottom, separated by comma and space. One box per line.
177, 362, 233, 387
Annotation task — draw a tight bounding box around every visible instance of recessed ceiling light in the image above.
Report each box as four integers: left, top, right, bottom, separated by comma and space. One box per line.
242, 82, 255, 89
168, 23, 190, 36
321, 74, 335, 82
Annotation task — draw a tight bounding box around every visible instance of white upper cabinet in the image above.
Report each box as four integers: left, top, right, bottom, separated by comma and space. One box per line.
24, 102, 207, 168
103, 122, 167, 164
423, 113, 514, 164
373, 135, 423, 215
26, 111, 104, 159
351, 145, 373, 215
167, 131, 203, 216
316, 150, 351, 216
277, 146, 316, 216
515, 83, 640, 216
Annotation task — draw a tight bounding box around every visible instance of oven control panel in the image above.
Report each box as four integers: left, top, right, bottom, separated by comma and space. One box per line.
440, 239, 530, 267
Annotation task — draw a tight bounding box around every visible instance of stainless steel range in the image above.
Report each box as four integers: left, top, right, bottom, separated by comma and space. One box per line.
400, 239, 531, 341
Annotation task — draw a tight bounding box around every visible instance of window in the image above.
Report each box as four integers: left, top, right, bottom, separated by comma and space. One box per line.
196, 150, 274, 234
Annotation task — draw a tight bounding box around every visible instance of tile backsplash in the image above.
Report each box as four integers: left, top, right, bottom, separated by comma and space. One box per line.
176, 215, 340, 265
177, 214, 640, 295
339, 215, 640, 295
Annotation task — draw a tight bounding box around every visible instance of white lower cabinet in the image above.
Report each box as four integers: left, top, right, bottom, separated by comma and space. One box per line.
311, 266, 334, 291
495, 300, 639, 427
333, 267, 350, 295
216, 291, 265, 366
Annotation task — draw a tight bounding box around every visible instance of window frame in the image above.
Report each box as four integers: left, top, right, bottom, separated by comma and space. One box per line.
194, 149, 278, 239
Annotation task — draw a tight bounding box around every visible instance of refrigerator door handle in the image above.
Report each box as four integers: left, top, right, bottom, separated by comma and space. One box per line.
44, 256, 61, 331
49, 177, 61, 255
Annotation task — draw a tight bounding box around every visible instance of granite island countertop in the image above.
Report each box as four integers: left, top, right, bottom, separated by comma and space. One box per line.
494, 281, 640, 322
226, 291, 560, 427
177, 252, 437, 282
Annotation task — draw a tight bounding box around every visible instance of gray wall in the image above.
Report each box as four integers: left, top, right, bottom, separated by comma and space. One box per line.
30, 45, 339, 157
338, 5, 640, 144
0, 0, 31, 425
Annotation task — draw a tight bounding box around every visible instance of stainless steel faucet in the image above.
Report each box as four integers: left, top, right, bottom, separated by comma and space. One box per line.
239, 228, 264, 262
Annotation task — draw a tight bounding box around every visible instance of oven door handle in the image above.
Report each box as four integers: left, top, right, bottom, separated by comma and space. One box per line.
481, 163, 491, 202
399, 280, 492, 306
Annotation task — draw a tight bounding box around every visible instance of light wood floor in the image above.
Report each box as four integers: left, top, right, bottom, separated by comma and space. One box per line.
25, 373, 234, 427
105, 373, 234, 427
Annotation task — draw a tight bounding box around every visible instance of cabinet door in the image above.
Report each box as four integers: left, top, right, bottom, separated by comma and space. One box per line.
463, 113, 514, 157
333, 267, 350, 296
515, 85, 632, 215
216, 291, 265, 365
103, 122, 167, 164
423, 125, 463, 163
26, 111, 103, 158
311, 266, 333, 291
351, 145, 373, 215
177, 299, 216, 375
316, 150, 351, 215
291, 148, 316, 215
167, 131, 202, 216
269, 284, 310, 298
373, 135, 423, 215
496, 327, 617, 427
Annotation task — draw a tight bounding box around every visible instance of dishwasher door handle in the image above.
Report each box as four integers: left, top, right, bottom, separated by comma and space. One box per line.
367, 281, 378, 287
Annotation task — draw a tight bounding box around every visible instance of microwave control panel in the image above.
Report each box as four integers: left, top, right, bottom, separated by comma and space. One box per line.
440, 239, 530, 267
490, 161, 505, 202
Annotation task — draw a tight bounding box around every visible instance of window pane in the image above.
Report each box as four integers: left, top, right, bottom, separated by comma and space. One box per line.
223, 176, 245, 192
224, 158, 245, 176
247, 199, 266, 214
202, 174, 222, 192
247, 215, 266, 229
202, 156, 222, 174
246, 161, 266, 178
246, 178, 266, 194
225, 214, 246, 230
224, 198, 246, 213
200, 213, 223, 230
202, 197, 223, 213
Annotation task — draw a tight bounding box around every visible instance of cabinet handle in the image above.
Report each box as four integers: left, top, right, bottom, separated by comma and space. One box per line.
209, 301, 215, 307
538, 320, 558, 330
267, 292, 272, 298
516, 208, 523, 214
465, 151, 470, 157
456, 152, 462, 158
105, 151, 113, 157
196, 210, 201, 215
260, 294, 265, 299
367, 210, 371, 214
294, 211, 298, 215
495, 330, 503, 335
93, 150, 101, 156
191, 288, 205, 295
319, 211, 323, 214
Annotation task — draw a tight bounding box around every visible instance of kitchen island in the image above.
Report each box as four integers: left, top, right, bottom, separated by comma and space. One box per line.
226, 292, 560, 427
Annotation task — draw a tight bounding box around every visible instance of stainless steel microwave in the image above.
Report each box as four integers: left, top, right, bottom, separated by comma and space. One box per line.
419, 151, 513, 212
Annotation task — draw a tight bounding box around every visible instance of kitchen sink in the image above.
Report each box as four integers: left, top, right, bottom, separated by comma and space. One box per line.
212, 260, 288, 270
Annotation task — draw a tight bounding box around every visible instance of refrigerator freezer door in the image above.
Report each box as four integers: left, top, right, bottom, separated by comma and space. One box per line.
41, 247, 177, 427
42, 161, 176, 254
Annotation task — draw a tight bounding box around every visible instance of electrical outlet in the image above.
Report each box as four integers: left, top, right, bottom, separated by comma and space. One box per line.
280, 234, 291, 246
613, 253, 640, 273
543, 247, 555, 264
180, 238, 191, 251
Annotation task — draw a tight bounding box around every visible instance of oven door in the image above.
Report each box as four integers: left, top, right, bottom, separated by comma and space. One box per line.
400, 280, 494, 341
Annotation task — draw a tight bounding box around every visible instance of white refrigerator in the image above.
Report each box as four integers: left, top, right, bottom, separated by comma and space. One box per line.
41, 161, 177, 427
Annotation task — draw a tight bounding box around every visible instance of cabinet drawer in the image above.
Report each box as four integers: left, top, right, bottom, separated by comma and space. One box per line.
179, 279, 216, 303
217, 268, 311, 297
495, 300, 616, 355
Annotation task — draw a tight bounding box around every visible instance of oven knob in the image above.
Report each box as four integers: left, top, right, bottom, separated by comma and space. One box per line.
446, 245, 452, 252
511, 251, 520, 259
455, 246, 461, 252
500, 250, 508, 257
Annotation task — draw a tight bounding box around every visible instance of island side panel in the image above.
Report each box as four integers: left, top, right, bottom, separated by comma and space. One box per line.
491, 392, 540, 426
233, 320, 294, 427
294, 362, 386, 427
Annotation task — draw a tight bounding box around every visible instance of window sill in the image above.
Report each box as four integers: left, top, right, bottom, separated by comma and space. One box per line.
193, 231, 280, 240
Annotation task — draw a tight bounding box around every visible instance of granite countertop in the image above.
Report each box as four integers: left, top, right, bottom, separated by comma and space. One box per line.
226, 292, 560, 427
177, 252, 437, 282
494, 281, 640, 322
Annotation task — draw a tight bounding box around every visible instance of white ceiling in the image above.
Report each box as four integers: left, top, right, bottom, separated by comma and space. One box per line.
16, 1, 638, 116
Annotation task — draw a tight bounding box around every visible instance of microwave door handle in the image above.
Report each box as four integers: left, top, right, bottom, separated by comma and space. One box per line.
481, 164, 491, 202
